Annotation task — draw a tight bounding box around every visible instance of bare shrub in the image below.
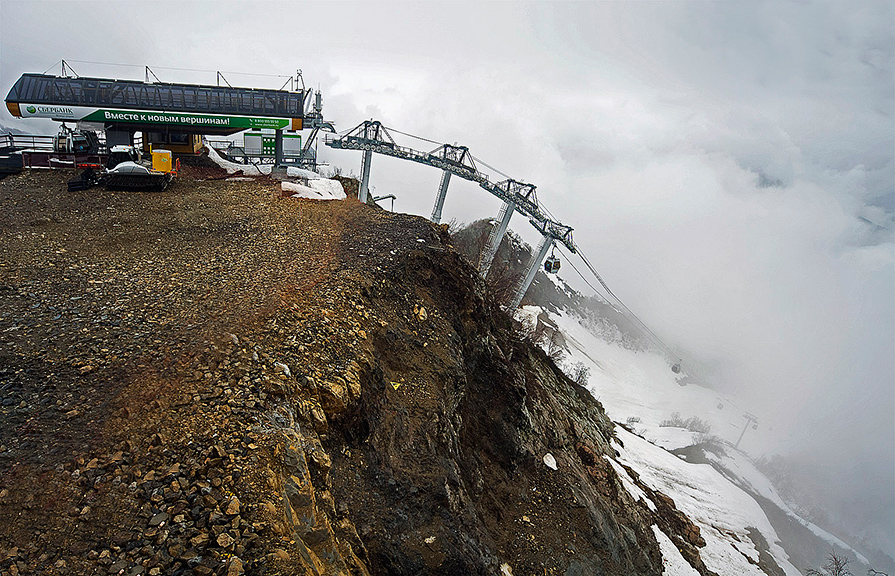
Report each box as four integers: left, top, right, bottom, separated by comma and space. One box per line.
695, 432, 724, 449
659, 412, 712, 434
684, 416, 712, 434
545, 336, 565, 364
806, 552, 852, 576
659, 412, 686, 428
567, 361, 590, 386
486, 263, 523, 307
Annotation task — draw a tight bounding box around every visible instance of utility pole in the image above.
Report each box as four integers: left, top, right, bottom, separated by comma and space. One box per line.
735, 413, 759, 449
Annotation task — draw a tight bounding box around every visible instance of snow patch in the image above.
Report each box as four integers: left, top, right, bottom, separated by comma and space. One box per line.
205, 141, 269, 175
614, 427, 799, 575
286, 166, 324, 179
307, 178, 345, 197
526, 301, 867, 575
652, 525, 701, 576
703, 449, 870, 565
605, 455, 657, 511
282, 180, 345, 201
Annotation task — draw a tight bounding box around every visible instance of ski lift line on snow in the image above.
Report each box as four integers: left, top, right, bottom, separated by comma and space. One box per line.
551, 246, 664, 360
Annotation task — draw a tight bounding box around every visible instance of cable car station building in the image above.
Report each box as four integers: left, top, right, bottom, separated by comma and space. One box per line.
5, 73, 307, 160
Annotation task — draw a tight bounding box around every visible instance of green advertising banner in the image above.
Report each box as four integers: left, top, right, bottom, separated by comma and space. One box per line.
82, 109, 291, 129
18, 104, 294, 130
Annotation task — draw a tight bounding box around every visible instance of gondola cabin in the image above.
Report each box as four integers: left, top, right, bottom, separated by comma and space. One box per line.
544, 256, 561, 274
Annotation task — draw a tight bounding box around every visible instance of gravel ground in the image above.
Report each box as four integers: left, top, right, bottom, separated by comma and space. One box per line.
0, 168, 367, 575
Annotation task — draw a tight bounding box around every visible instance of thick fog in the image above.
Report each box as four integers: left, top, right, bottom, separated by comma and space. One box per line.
2, 0, 892, 553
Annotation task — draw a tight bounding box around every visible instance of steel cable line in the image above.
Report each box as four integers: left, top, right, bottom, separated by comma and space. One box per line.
560, 247, 610, 302
379, 125, 521, 184
337, 119, 675, 363
42, 60, 63, 75
469, 154, 513, 180
555, 243, 677, 360
543, 202, 671, 356
537, 201, 673, 358
381, 125, 443, 146
62, 59, 293, 79
358, 124, 526, 191
577, 250, 677, 359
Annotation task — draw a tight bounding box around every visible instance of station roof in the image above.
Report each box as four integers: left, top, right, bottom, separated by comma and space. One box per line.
6, 73, 306, 134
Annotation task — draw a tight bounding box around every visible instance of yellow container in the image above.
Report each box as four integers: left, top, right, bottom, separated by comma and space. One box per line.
151, 149, 172, 173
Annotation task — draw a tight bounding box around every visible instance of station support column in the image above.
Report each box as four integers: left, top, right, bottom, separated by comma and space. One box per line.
508, 236, 553, 310
431, 170, 451, 224
359, 149, 373, 203
478, 200, 515, 278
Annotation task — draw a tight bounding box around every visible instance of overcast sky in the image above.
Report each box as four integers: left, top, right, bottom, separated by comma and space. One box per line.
2, 0, 893, 553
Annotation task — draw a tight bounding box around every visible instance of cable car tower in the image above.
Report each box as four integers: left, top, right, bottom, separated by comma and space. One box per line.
327, 120, 680, 373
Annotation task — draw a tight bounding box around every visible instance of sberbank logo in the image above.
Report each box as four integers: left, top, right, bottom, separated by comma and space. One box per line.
26, 106, 36, 114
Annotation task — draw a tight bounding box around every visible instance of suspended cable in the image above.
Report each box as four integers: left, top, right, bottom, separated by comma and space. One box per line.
62, 59, 292, 79
42, 60, 62, 75
575, 249, 677, 358
469, 154, 513, 180
382, 125, 442, 146
557, 244, 675, 362
560, 247, 609, 302
558, 242, 677, 359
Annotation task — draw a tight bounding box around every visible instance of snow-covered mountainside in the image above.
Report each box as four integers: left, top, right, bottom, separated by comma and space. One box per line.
516, 276, 883, 575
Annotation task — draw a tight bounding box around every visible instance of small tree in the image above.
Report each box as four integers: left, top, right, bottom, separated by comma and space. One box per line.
568, 362, 590, 386
806, 552, 852, 576
485, 263, 523, 308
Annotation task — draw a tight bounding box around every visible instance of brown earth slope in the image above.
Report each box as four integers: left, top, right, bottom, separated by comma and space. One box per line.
0, 169, 708, 576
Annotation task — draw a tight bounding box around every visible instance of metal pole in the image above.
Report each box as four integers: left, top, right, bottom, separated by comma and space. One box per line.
431, 170, 451, 223
359, 149, 372, 203
508, 236, 553, 309
735, 413, 758, 449
274, 129, 284, 167
479, 200, 515, 277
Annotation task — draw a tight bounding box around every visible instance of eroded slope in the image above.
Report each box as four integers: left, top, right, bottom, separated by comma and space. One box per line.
1, 170, 708, 576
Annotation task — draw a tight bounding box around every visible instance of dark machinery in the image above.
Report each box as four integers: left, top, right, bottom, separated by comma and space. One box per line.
66, 164, 103, 191
103, 161, 174, 192
67, 145, 175, 192
106, 145, 142, 169
54, 124, 100, 154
